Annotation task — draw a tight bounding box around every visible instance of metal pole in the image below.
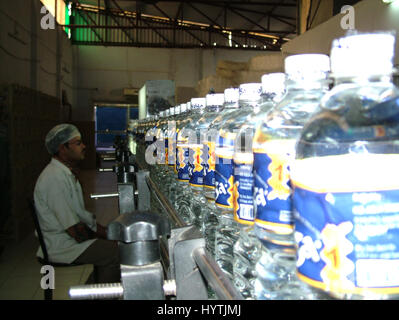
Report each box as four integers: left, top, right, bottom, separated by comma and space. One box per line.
69, 283, 124, 300
90, 192, 119, 199
144, 175, 185, 228
192, 247, 244, 300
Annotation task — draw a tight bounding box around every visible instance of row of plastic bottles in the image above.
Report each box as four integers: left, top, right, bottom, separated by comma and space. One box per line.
129, 31, 399, 300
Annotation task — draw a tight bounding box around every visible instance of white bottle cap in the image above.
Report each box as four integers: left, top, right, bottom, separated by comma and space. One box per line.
261, 72, 286, 95
186, 101, 191, 110
159, 111, 164, 118
330, 32, 395, 78
206, 93, 224, 107
180, 103, 187, 113
164, 109, 170, 116
285, 54, 330, 80
239, 83, 263, 101
224, 88, 240, 104
190, 97, 206, 109
169, 107, 175, 116
174, 106, 180, 115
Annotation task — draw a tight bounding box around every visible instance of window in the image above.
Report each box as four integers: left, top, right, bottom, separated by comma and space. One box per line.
95, 105, 138, 148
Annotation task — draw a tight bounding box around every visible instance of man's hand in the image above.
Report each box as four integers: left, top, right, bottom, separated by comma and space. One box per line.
66, 222, 96, 243
96, 223, 107, 239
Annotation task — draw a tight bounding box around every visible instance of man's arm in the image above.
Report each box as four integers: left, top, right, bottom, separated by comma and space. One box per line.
95, 223, 107, 239
66, 222, 96, 243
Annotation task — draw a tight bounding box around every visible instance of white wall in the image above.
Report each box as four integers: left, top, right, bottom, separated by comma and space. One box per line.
0, 0, 75, 108
74, 45, 263, 121
282, 0, 399, 66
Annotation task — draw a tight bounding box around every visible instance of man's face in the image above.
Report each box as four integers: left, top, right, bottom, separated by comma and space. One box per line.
63, 136, 86, 162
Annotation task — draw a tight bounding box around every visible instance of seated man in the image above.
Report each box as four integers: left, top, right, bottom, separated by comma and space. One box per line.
34, 123, 120, 283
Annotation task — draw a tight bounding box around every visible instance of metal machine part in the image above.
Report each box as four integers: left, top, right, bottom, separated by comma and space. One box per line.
68, 208, 242, 300
145, 175, 185, 228
117, 183, 135, 215
83, 212, 171, 300
69, 211, 172, 300
93, 164, 152, 215
107, 212, 170, 266
135, 170, 151, 212
172, 228, 209, 300
69, 136, 243, 300
193, 247, 243, 300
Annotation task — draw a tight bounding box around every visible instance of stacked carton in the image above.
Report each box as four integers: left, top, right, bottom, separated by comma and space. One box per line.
195, 52, 284, 96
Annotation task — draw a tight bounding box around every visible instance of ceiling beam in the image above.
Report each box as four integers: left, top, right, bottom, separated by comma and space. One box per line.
112, 0, 172, 44
121, 0, 297, 6
150, 2, 205, 45
106, 0, 136, 42
186, 2, 242, 46
76, 3, 105, 43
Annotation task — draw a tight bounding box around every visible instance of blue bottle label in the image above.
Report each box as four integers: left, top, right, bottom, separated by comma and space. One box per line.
173, 131, 178, 172
164, 137, 168, 165
215, 131, 236, 210
189, 144, 204, 187
203, 141, 216, 189
168, 134, 176, 168
253, 139, 296, 235
176, 130, 191, 182
176, 146, 190, 181
291, 154, 399, 295
233, 153, 255, 225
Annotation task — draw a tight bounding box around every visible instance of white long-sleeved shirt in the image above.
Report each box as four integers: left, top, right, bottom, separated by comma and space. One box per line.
34, 158, 97, 263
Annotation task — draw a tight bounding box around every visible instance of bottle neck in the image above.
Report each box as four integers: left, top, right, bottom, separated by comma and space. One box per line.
285, 77, 328, 92
206, 105, 224, 112
333, 74, 393, 86
224, 101, 240, 110
191, 106, 204, 114
239, 98, 262, 113
196, 106, 206, 115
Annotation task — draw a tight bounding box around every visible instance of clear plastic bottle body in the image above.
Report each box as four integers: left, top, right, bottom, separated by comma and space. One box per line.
292, 35, 399, 300
188, 96, 225, 230
146, 114, 164, 182
232, 73, 286, 299
221, 105, 267, 288
199, 89, 241, 255
214, 84, 263, 280
252, 54, 330, 300
174, 100, 204, 224
162, 107, 182, 199
173, 104, 194, 220
167, 105, 188, 204
203, 98, 241, 202
184, 103, 208, 226
157, 110, 176, 193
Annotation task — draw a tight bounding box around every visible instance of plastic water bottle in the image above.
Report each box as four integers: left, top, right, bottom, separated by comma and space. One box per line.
202, 88, 241, 255
233, 73, 286, 299
158, 108, 176, 194
291, 32, 399, 300
147, 112, 163, 182
163, 105, 181, 200
188, 93, 225, 230
167, 103, 189, 204
253, 54, 331, 299
174, 98, 205, 224
214, 83, 263, 280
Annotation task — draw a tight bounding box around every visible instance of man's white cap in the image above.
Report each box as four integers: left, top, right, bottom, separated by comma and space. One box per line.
45, 123, 81, 155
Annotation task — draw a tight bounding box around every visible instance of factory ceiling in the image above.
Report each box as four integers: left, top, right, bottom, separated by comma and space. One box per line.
67, 0, 298, 50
